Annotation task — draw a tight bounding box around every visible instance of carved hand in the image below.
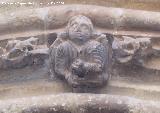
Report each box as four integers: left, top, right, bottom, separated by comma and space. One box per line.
71, 59, 86, 78
83, 62, 103, 73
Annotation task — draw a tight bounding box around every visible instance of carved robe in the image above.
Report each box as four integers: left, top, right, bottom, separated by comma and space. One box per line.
49, 33, 111, 86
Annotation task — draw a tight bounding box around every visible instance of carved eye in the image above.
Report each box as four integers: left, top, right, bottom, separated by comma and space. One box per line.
71, 22, 78, 28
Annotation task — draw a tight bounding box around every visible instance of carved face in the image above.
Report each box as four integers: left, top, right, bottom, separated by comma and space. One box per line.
67, 15, 93, 44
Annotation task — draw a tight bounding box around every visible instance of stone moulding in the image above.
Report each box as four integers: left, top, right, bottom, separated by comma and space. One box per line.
0, 93, 160, 113
1, 5, 160, 35
0, 5, 159, 88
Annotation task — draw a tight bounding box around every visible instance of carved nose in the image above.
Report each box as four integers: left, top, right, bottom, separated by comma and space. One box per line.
76, 26, 81, 32
76, 29, 80, 32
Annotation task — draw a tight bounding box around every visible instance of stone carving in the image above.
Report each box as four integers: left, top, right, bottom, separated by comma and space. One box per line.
0, 37, 48, 69
0, 11, 159, 91
112, 36, 160, 68
49, 15, 112, 87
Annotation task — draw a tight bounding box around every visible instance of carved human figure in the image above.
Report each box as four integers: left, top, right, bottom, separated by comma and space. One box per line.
49, 15, 111, 87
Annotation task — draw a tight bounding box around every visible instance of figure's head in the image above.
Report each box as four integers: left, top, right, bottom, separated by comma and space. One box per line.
66, 15, 94, 43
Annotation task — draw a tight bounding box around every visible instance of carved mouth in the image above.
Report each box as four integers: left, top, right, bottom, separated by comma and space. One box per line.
76, 33, 83, 37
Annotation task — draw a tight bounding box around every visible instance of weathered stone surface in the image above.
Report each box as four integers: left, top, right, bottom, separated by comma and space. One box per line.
0, 13, 159, 93
0, 37, 49, 69
49, 15, 112, 88
0, 93, 160, 113
112, 36, 150, 63
0, 5, 159, 113
112, 36, 160, 69
1, 5, 160, 35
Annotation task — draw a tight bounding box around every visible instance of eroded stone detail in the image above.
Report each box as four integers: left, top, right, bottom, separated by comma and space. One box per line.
112, 36, 160, 68
0, 37, 48, 69
49, 15, 112, 87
